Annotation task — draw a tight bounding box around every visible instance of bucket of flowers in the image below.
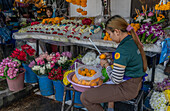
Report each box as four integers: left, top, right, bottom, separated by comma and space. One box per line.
0, 57, 25, 91
49, 51, 72, 102
10, 44, 38, 83
30, 52, 57, 96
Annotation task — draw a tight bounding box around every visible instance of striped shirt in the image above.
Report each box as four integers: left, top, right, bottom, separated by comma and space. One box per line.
106, 65, 125, 84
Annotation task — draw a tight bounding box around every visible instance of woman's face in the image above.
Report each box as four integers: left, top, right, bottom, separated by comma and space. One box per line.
106, 29, 120, 43
46, 10, 52, 18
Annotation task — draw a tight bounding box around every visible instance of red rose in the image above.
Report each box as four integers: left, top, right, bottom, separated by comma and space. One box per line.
26, 48, 36, 56
15, 48, 20, 52
13, 50, 19, 55
21, 44, 32, 51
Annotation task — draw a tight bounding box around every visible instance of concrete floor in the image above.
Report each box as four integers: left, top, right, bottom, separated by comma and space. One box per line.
0, 94, 85, 111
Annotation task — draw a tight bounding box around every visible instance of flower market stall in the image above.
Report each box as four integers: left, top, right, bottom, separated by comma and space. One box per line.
0, 0, 170, 110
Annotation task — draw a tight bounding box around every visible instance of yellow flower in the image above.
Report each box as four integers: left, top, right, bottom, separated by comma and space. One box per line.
63, 70, 75, 85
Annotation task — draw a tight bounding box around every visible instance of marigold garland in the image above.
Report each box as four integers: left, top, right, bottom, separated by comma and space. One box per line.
66, 0, 87, 15
155, 1, 170, 11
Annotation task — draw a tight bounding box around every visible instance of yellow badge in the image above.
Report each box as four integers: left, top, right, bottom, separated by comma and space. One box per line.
114, 53, 120, 59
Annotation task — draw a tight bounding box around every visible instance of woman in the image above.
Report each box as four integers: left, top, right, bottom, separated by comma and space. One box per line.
40, 7, 53, 54
46, 7, 53, 18
80, 15, 147, 111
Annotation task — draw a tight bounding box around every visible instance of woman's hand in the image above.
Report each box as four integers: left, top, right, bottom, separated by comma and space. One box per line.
104, 52, 112, 59
100, 59, 109, 68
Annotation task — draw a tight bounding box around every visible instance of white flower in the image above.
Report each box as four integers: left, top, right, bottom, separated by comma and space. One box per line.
143, 18, 151, 23
32, 65, 40, 71
46, 63, 51, 69
58, 56, 68, 65
136, 16, 144, 22
40, 67, 45, 75
82, 52, 98, 65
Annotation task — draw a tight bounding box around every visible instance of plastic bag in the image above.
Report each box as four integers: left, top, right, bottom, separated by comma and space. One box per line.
159, 38, 170, 63
75, 64, 102, 81
148, 64, 168, 83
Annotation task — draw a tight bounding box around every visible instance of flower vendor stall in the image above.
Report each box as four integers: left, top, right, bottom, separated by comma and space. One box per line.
1, 0, 169, 110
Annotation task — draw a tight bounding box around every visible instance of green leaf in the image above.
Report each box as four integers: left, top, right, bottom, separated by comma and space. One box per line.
151, 19, 165, 25
163, 27, 170, 30
146, 34, 154, 43
151, 37, 158, 44
141, 32, 146, 43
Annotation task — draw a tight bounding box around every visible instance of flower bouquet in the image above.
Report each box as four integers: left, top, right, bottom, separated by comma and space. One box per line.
149, 78, 170, 111
48, 67, 65, 81
29, 52, 58, 76
10, 44, 38, 83
56, 51, 72, 70
0, 57, 25, 91
137, 22, 164, 44
0, 57, 21, 80
130, 5, 168, 44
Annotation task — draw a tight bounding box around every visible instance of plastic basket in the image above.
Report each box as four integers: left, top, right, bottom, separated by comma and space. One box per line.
67, 72, 100, 92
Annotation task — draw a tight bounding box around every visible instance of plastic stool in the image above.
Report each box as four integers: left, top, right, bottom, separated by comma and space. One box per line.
113, 90, 144, 111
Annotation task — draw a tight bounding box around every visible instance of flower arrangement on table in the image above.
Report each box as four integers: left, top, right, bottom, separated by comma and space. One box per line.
0, 57, 21, 80
130, 5, 167, 44
150, 78, 170, 111
137, 22, 164, 44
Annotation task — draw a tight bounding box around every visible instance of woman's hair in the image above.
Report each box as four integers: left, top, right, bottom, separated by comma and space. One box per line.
105, 15, 147, 72
46, 7, 53, 13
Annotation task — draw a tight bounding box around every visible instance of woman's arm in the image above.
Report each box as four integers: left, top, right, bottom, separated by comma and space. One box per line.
106, 63, 125, 84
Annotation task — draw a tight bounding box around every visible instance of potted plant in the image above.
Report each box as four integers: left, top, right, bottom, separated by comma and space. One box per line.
10, 44, 38, 83
0, 57, 25, 91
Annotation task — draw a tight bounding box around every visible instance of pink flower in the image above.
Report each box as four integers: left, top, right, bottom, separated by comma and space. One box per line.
148, 12, 154, 17
29, 61, 35, 68
0, 73, 4, 76
52, 57, 57, 63
50, 63, 55, 68
140, 13, 145, 16
9, 76, 13, 79
56, 52, 60, 58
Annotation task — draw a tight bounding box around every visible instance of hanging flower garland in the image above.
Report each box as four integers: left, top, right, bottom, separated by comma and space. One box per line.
66, 0, 88, 16
155, 1, 170, 11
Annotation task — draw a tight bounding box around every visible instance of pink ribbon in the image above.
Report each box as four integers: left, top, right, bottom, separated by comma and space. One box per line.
126, 25, 143, 48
